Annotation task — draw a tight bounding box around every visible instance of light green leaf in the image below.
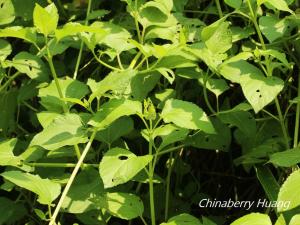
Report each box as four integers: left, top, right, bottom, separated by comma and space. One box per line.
258, 0, 294, 14
0, 26, 36, 43
277, 170, 300, 212
160, 213, 201, 225
269, 148, 300, 167
93, 192, 144, 220
36, 111, 60, 128
0, 39, 12, 61
39, 77, 89, 112
1, 171, 61, 205
198, 77, 229, 97
99, 148, 152, 188
275, 215, 286, 225
88, 99, 142, 130
259, 15, 291, 43
30, 113, 88, 151
0, 0, 15, 25
11, 51, 49, 81
230, 213, 272, 225
33, 3, 58, 36
258, 49, 290, 68
240, 73, 284, 113
0, 138, 22, 167
139, 1, 169, 27
161, 99, 215, 133
290, 215, 300, 225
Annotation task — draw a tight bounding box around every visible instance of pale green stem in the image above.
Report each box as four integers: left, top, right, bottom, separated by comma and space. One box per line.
215, 0, 223, 18
0, 72, 21, 92
49, 130, 97, 225
92, 50, 122, 71
164, 152, 173, 221
73, 0, 92, 79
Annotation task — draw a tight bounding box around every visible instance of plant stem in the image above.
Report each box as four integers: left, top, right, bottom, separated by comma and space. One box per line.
293, 66, 300, 148
157, 145, 185, 156
49, 130, 97, 225
247, 0, 290, 149
164, 152, 173, 221
0, 72, 21, 92
215, 0, 223, 18
92, 50, 123, 71
73, 0, 92, 79
148, 121, 156, 225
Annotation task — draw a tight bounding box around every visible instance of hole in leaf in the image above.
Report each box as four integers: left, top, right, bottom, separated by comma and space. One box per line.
256, 89, 260, 93
0, 3, 4, 8
118, 155, 128, 160
259, 94, 262, 98
205, 137, 209, 142
29, 66, 32, 71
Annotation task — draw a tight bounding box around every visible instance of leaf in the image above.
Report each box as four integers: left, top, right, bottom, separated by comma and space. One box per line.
186, 117, 231, 151
161, 99, 215, 133
259, 15, 291, 43
33, 3, 58, 36
139, 1, 169, 27
230, 213, 272, 225
240, 73, 284, 113
39, 77, 90, 112
258, 49, 290, 68
88, 99, 142, 130
258, 0, 294, 14
0, 39, 12, 61
0, 138, 22, 167
0, 197, 26, 225
290, 215, 300, 225
256, 166, 280, 202
0, 90, 18, 135
92, 192, 144, 220
30, 113, 88, 151
0, 26, 36, 43
95, 117, 134, 145
225, 0, 242, 9
160, 213, 201, 225
11, 51, 49, 81
0, 0, 15, 25
62, 168, 104, 213
277, 170, 300, 212
1, 171, 61, 205
269, 148, 300, 167
99, 147, 152, 188
198, 77, 229, 97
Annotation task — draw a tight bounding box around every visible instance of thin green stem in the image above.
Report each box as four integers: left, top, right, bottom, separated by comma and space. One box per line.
203, 76, 216, 114
49, 130, 97, 225
164, 152, 173, 221
140, 216, 148, 225
73, 0, 92, 79
24, 162, 98, 168
0, 72, 21, 92
92, 50, 122, 72
117, 54, 124, 70
215, 0, 223, 18
157, 145, 185, 156
129, 52, 142, 69
294, 71, 300, 148
275, 98, 290, 149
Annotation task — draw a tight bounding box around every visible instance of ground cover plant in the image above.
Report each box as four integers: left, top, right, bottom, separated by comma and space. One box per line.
0, 0, 300, 224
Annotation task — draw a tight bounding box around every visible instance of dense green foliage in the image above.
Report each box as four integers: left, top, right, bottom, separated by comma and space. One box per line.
0, 0, 300, 224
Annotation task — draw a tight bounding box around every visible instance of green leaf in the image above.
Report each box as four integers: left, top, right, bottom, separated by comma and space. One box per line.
62, 168, 104, 213
11, 51, 49, 81
0, 197, 26, 225
198, 77, 229, 97
99, 147, 152, 188
230, 213, 272, 225
95, 117, 134, 145
256, 166, 280, 202
258, 0, 294, 14
161, 99, 215, 133
139, 1, 169, 27
225, 0, 242, 9
37, 111, 60, 128
0, 138, 22, 167
240, 73, 284, 113
258, 49, 290, 68
0, 0, 15, 25
186, 117, 231, 151
269, 148, 300, 167
30, 113, 88, 151
290, 215, 300, 225
39, 77, 89, 112
0, 90, 17, 134
1, 171, 61, 205
33, 3, 58, 36
160, 213, 201, 225
88, 99, 142, 130
259, 15, 291, 43
0, 26, 36, 43
277, 170, 300, 212
0, 39, 12, 61
93, 192, 144, 220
